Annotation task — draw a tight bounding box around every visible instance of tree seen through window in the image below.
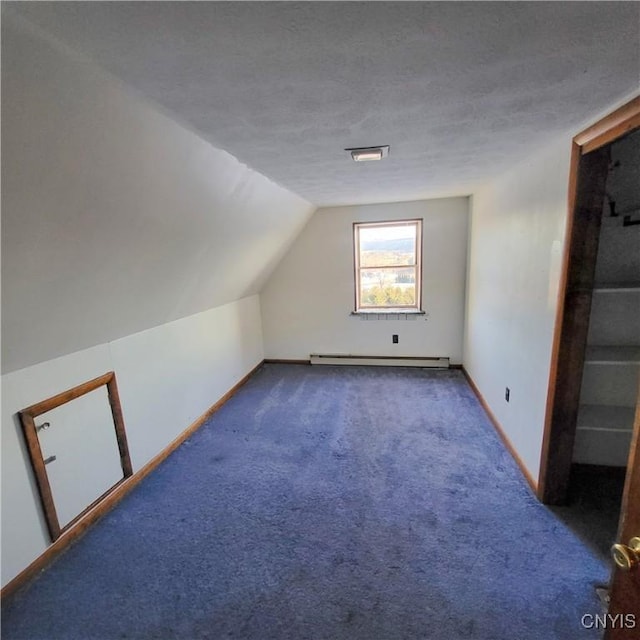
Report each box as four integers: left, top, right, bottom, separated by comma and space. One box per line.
353, 219, 422, 311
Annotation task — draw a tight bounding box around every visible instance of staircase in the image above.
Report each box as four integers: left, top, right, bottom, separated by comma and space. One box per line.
573, 131, 640, 467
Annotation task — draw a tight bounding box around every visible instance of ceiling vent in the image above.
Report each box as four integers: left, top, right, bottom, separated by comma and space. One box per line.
346, 145, 390, 162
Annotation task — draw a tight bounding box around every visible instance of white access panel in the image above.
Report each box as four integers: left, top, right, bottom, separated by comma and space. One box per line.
36, 385, 124, 528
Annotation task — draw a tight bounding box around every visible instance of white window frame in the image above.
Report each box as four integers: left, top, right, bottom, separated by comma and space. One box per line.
353, 218, 423, 313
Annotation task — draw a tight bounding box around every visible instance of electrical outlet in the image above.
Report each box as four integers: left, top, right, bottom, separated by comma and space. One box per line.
505, 387, 510, 402
392, 334, 399, 344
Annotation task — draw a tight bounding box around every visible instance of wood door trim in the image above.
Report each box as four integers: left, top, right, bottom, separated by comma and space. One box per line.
616, 382, 640, 541
575, 96, 640, 154
18, 371, 133, 542
2, 360, 264, 600
538, 147, 610, 503
538, 96, 640, 504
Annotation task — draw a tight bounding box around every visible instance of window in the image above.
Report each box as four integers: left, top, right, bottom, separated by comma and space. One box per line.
353, 219, 422, 312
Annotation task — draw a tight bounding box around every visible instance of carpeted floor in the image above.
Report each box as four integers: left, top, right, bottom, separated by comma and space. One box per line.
552, 464, 626, 564
2, 364, 609, 639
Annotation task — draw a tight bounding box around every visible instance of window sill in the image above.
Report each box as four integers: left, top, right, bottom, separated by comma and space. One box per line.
351, 309, 425, 316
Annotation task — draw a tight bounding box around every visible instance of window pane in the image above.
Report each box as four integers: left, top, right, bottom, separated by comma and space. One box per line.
359, 267, 417, 307
359, 224, 416, 268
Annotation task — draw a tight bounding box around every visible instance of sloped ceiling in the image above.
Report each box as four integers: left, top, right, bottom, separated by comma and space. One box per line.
1, 15, 314, 373
7, 1, 640, 206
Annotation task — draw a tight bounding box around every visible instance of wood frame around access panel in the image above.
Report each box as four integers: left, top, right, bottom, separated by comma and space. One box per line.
18, 371, 133, 541
3, 360, 264, 600
538, 96, 640, 504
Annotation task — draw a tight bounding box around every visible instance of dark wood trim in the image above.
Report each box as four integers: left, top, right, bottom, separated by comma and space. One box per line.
538, 96, 640, 505
20, 372, 114, 416
263, 359, 311, 365
462, 367, 538, 494
538, 147, 610, 503
575, 96, 640, 154
18, 372, 133, 541
2, 360, 264, 600
107, 374, 133, 477
352, 218, 423, 313
19, 411, 61, 540
538, 141, 581, 504
615, 381, 640, 543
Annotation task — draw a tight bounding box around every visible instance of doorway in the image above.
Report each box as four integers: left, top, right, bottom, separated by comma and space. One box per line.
557, 129, 640, 558
539, 96, 640, 506
538, 97, 640, 637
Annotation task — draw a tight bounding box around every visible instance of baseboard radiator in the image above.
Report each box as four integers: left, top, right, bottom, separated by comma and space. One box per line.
310, 354, 450, 368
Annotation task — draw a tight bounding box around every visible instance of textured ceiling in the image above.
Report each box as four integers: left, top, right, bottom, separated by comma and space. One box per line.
7, 1, 640, 206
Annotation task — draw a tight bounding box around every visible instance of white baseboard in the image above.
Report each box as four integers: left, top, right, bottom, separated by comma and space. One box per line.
309, 354, 450, 368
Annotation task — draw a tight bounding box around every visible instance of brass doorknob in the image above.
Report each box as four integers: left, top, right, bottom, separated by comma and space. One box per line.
611, 537, 640, 572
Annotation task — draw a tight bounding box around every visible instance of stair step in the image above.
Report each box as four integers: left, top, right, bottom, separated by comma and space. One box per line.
577, 404, 636, 432
584, 345, 640, 364
588, 293, 640, 345
573, 428, 632, 467
592, 283, 640, 293
580, 362, 640, 407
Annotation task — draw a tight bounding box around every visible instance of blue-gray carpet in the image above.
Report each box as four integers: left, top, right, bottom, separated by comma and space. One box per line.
2, 364, 608, 639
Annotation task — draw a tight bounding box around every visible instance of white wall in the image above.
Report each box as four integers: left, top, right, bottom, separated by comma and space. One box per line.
1, 13, 312, 587
261, 198, 469, 362
1, 295, 264, 587
1, 13, 314, 373
463, 138, 573, 481
464, 93, 640, 483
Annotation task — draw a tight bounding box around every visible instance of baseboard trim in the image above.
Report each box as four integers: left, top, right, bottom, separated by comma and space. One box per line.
1, 359, 265, 600
461, 367, 538, 495
264, 359, 461, 368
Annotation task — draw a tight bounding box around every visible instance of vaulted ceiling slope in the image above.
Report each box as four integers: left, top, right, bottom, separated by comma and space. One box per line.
7, 1, 640, 206
1, 14, 314, 373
